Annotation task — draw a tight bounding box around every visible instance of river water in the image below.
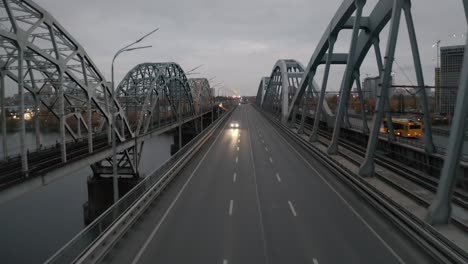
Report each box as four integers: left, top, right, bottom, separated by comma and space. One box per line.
0, 132, 174, 263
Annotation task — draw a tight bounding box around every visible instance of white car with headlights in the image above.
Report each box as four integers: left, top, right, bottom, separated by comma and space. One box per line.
230, 121, 239, 128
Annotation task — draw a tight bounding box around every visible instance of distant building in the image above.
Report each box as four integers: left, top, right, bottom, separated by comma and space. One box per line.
362, 76, 393, 99
439, 45, 464, 114
434, 67, 441, 112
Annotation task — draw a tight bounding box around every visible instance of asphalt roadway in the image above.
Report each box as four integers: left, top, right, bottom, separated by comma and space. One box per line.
102, 104, 436, 264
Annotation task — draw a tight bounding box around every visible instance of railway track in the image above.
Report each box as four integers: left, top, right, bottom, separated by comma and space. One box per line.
292, 117, 468, 213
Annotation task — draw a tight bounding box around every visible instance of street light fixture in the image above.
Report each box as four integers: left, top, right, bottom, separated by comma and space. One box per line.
110, 28, 158, 203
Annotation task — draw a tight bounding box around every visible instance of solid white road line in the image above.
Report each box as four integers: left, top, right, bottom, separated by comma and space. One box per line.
276, 172, 281, 182
233, 172, 237, 182
229, 200, 234, 216
312, 258, 319, 264
269, 157, 273, 163
247, 107, 269, 263
254, 108, 406, 264
130, 118, 228, 264
235, 157, 238, 163
288, 201, 297, 216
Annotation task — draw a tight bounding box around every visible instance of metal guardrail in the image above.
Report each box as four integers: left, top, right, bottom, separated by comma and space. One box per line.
258, 107, 468, 263
45, 109, 232, 264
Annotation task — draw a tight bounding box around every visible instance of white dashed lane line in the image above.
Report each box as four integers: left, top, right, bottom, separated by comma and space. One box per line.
235, 157, 238, 163
229, 200, 234, 216
269, 157, 273, 164
275, 172, 281, 182
233, 173, 237, 182
288, 201, 297, 217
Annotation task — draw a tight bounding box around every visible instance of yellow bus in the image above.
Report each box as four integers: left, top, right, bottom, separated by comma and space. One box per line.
381, 118, 423, 138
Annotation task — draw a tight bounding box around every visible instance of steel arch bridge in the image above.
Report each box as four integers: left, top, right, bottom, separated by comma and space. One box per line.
260, 59, 334, 125
0, 0, 209, 186
257, 0, 468, 225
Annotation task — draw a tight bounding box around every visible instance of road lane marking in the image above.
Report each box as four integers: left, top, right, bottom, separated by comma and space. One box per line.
254, 109, 406, 264
237, 146, 239, 151
247, 107, 270, 263
288, 201, 297, 216
276, 172, 281, 182
265, 147, 268, 152
235, 157, 238, 163
233, 172, 237, 182
261, 139, 264, 143
269, 157, 273, 163
238, 139, 240, 143
229, 200, 234, 216
223, 260, 228, 264
313, 258, 319, 264
131, 117, 229, 264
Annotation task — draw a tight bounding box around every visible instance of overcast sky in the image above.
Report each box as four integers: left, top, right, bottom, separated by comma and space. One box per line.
35, 0, 466, 96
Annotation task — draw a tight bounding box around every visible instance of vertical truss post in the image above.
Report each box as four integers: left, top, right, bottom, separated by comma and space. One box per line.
76, 112, 82, 139
156, 98, 161, 127
353, 70, 370, 134
87, 96, 93, 153
104, 86, 112, 145
298, 76, 314, 134
360, 0, 403, 177
311, 36, 337, 142
373, 37, 396, 141
403, 1, 435, 154
328, 0, 364, 154
178, 89, 182, 150
58, 69, 67, 163
18, 46, 28, 174
426, 0, 468, 225
1, 71, 7, 158
34, 93, 41, 150
80, 56, 93, 153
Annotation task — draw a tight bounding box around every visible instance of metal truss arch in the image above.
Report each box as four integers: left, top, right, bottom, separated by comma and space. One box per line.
262, 59, 305, 122
116, 62, 195, 137
187, 77, 213, 115
0, 0, 123, 172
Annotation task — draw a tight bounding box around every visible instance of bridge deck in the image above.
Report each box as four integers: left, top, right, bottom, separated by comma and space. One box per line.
102, 105, 434, 264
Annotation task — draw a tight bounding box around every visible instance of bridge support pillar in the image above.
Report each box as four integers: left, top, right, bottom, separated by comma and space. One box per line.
83, 176, 142, 225
170, 123, 198, 155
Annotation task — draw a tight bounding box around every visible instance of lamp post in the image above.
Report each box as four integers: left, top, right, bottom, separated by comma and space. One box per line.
110, 28, 158, 203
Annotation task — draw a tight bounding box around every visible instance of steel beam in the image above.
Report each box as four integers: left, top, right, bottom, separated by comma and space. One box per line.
360, 0, 403, 177
311, 35, 337, 142
328, 0, 365, 155
403, 1, 435, 154
0, 71, 7, 158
